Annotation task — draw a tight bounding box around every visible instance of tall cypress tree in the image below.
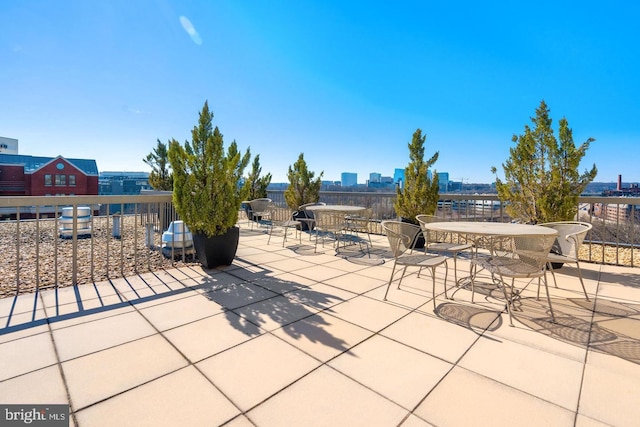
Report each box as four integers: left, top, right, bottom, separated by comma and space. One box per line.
143, 139, 173, 191
492, 100, 597, 223
245, 154, 272, 200
284, 153, 323, 210
394, 129, 440, 223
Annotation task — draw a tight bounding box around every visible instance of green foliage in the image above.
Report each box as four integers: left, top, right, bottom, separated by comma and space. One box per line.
168, 101, 250, 237
492, 100, 597, 223
143, 139, 173, 191
394, 129, 440, 223
244, 154, 272, 200
284, 153, 323, 210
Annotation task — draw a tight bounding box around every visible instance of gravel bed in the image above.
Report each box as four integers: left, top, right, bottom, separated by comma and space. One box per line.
0, 215, 199, 298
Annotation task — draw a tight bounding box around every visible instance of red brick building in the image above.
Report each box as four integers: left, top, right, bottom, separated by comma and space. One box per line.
0, 154, 98, 196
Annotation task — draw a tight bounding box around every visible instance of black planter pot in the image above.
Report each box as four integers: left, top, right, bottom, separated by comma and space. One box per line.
193, 226, 240, 269
293, 210, 315, 231
399, 216, 425, 249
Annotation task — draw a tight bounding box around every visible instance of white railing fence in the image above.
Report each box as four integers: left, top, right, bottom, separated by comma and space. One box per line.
1, 192, 638, 297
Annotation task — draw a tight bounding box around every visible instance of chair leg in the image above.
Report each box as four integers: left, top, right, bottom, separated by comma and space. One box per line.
575, 261, 590, 301
498, 274, 515, 327
433, 262, 449, 310
384, 261, 398, 300
541, 272, 556, 322
398, 266, 408, 289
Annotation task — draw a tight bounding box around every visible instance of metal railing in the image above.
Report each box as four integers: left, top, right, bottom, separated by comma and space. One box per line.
1, 192, 639, 297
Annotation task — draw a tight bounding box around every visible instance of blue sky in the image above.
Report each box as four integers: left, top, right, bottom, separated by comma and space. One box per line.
1, 1, 638, 184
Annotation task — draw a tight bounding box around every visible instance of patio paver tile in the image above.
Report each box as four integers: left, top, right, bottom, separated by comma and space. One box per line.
74, 366, 240, 427
415, 367, 574, 427
197, 333, 320, 411
51, 310, 156, 361
163, 311, 261, 362
138, 293, 224, 331
327, 295, 410, 332
271, 311, 374, 363
0, 331, 58, 380
0, 365, 67, 403
62, 334, 188, 410
579, 350, 640, 427
380, 310, 480, 363
458, 334, 584, 411
328, 334, 453, 409
233, 294, 321, 332
247, 365, 408, 427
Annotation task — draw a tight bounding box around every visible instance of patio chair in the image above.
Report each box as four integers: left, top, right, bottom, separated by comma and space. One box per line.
382, 221, 449, 309
266, 204, 301, 247
313, 209, 347, 252
344, 207, 374, 247
416, 214, 473, 286
248, 198, 271, 229
538, 221, 592, 301
473, 233, 556, 326
293, 202, 326, 240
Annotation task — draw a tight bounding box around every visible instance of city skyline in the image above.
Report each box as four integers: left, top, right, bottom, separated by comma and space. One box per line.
1, 1, 638, 185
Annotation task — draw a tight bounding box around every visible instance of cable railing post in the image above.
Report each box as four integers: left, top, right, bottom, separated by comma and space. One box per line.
72, 204, 78, 285
36, 206, 40, 291
15, 208, 20, 296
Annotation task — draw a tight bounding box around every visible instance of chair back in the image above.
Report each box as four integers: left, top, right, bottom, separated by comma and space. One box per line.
416, 214, 441, 245
267, 204, 294, 223
381, 220, 421, 257
314, 209, 346, 233
249, 198, 272, 214
511, 233, 558, 271
538, 221, 592, 259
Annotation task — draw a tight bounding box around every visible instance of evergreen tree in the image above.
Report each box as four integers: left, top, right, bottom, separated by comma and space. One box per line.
284, 153, 323, 210
245, 154, 272, 200
143, 139, 173, 190
168, 101, 250, 236
394, 129, 440, 223
492, 100, 597, 223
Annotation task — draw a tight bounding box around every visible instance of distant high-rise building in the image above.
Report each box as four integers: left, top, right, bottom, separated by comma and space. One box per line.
369, 172, 381, 183
341, 172, 357, 187
437, 172, 449, 192
393, 168, 404, 185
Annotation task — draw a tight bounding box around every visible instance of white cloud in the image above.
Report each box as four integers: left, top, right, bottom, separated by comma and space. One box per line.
179, 16, 202, 45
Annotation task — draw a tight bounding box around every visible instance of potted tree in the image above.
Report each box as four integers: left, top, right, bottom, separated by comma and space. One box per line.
394, 129, 440, 247
491, 100, 597, 224
284, 153, 323, 231
243, 154, 272, 221
168, 101, 250, 268
491, 100, 597, 267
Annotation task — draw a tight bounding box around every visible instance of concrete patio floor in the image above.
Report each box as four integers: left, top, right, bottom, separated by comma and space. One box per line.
2, 222, 640, 426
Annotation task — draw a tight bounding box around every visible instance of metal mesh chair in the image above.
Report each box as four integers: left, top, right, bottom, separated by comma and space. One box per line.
266, 204, 301, 247
345, 207, 374, 247
473, 233, 556, 326
248, 198, 271, 229
313, 209, 347, 252
382, 221, 448, 309
416, 214, 473, 286
538, 221, 592, 301
293, 202, 326, 240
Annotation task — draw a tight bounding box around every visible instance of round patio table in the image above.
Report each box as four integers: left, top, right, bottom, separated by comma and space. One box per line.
305, 205, 366, 213
422, 221, 557, 237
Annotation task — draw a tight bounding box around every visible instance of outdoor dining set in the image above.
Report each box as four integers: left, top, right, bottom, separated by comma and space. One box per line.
244, 198, 592, 327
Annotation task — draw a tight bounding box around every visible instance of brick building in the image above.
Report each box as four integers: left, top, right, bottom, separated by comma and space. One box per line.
0, 153, 99, 196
